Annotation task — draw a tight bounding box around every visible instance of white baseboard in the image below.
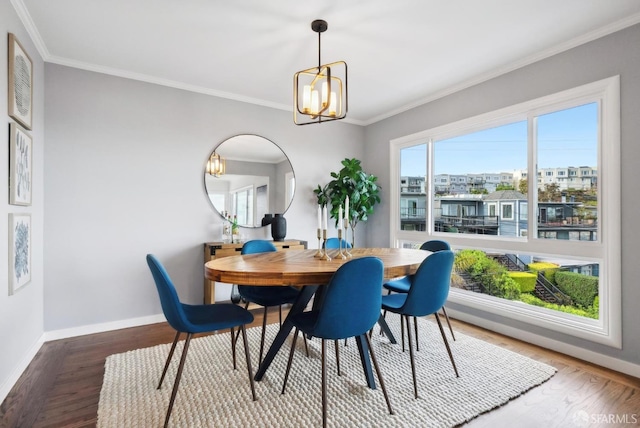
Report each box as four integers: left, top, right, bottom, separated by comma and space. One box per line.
0, 334, 45, 405
447, 308, 640, 379
43, 314, 166, 341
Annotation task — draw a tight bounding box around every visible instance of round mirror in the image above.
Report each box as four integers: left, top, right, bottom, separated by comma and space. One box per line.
204, 134, 295, 228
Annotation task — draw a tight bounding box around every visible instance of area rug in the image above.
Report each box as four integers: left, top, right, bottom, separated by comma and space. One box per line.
97, 314, 556, 427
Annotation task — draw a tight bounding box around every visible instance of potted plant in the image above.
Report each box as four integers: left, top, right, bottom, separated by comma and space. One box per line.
314, 158, 381, 246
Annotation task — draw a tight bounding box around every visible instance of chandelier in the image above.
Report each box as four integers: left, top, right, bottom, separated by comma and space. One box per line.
293, 19, 347, 125
206, 152, 225, 177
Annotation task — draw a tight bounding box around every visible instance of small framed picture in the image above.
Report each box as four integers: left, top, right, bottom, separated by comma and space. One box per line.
8, 33, 33, 130
9, 122, 32, 206
9, 213, 31, 295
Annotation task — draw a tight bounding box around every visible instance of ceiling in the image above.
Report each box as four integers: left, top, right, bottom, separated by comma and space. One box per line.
14, 0, 640, 126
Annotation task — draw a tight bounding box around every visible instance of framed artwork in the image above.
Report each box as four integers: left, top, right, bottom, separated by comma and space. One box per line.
9, 122, 32, 206
8, 33, 33, 130
9, 213, 31, 295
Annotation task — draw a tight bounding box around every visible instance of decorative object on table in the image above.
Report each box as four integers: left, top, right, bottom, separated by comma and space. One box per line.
315, 204, 331, 260
8, 33, 33, 130
231, 215, 239, 243
314, 158, 380, 247
261, 213, 273, 226
293, 19, 347, 125
270, 214, 287, 241
97, 315, 557, 427
146, 254, 256, 427
8, 213, 31, 295
8, 121, 32, 206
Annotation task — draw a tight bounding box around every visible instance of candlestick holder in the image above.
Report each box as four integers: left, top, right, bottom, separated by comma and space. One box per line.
314, 228, 324, 258
337, 228, 347, 259
343, 218, 353, 258
321, 229, 332, 261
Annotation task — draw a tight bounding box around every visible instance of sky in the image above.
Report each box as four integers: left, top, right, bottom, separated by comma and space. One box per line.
401, 102, 598, 176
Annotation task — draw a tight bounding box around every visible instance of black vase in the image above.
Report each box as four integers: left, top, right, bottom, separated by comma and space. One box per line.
261, 214, 273, 226
271, 214, 287, 241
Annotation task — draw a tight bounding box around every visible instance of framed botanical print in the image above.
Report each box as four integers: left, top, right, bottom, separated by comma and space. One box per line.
9, 122, 32, 206
9, 213, 31, 295
8, 33, 33, 130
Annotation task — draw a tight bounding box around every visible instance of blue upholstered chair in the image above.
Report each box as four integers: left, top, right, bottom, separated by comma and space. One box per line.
381, 250, 459, 399
238, 240, 304, 365
281, 257, 393, 428
146, 254, 256, 428
383, 240, 455, 351
323, 237, 352, 249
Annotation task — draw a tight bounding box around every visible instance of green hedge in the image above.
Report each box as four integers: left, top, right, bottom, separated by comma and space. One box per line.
555, 271, 598, 308
519, 293, 598, 319
527, 262, 559, 284
454, 250, 520, 300
508, 271, 537, 293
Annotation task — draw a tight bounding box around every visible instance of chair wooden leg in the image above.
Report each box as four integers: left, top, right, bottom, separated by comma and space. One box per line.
364, 334, 394, 415
405, 315, 419, 399
230, 327, 237, 369
414, 316, 420, 352
281, 328, 300, 394
334, 340, 341, 376
434, 313, 459, 377
321, 339, 327, 428
164, 332, 192, 428
258, 306, 268, 366
240, 325, 257, 401
157, 331, 181, 389
441, 306, 456, 341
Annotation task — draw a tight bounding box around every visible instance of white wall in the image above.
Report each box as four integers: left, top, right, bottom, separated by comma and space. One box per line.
43, 64, 365, 331
364, 23, 640, 367
0, 2, 45, 402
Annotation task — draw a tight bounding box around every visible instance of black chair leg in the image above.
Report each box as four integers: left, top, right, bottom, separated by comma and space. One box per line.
321, 339, 327, 428
364, 334, 394, 415
230, 327, 237, 369
434, 313, 459, 377
441, 306, 456, 341
303, 334, 310, 358
158, 331, 181, 389
239, 325, 257, 401
414, 316, 420, 352
281, 327, 300, 394
401, 317, 405, 352
334, 340, 341, 376
405, 315, 419, 399
164, 332, 192, 428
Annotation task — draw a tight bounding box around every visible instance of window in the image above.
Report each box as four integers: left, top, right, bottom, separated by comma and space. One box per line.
501, 203, 514, 220
390, 76, 620, 347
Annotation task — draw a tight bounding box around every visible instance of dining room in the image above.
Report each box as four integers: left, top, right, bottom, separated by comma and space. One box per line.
2, 1, 640, 427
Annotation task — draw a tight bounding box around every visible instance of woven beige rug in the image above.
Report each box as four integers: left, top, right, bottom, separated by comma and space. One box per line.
98, 313, 555, 427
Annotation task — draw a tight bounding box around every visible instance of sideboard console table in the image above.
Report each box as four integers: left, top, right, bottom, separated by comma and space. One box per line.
203, 239, 307, 304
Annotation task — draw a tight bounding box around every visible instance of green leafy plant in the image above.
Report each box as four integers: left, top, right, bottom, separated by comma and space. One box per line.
314, 158, 381, 246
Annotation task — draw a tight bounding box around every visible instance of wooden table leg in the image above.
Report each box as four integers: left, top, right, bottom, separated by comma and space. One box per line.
254, 285, 318, 381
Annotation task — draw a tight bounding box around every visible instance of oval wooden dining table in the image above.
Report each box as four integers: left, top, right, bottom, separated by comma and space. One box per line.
205, 247, 432, 387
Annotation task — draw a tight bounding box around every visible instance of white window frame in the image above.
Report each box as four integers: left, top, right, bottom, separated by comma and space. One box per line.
500, 202, 514, 220
389, 76, 621, 347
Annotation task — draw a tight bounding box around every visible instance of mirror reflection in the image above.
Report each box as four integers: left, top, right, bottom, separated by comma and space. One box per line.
204, 134, 295, 228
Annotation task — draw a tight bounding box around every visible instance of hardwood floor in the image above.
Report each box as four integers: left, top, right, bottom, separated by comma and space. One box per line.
1, 309, 639, 428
